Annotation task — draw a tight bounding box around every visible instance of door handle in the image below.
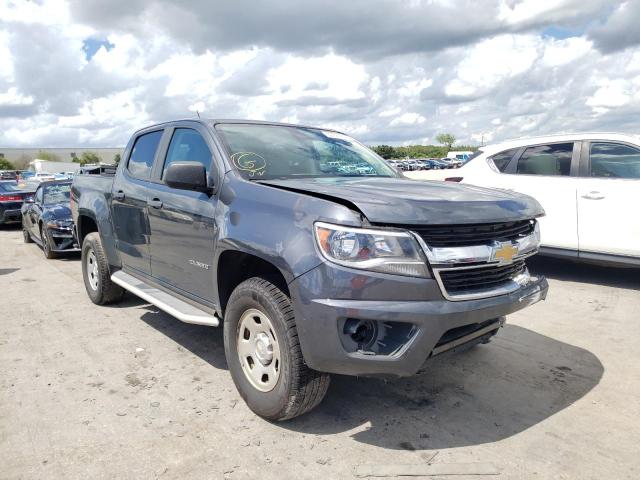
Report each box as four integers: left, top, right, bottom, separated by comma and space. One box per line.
148, 198, 163, 209
581, 191, 605, 200
113, 190, 125, 201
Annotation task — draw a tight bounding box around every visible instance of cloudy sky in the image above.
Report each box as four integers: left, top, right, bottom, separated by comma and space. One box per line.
1, 0, 639, 148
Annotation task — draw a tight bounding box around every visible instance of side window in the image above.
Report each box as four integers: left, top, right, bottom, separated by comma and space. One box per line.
163, 128, 212, 179
35, 187, 43, 204
516, 143, 573, 176
590, 142, 640, 179
488, 148, 518, 172
127, 130, 163, 180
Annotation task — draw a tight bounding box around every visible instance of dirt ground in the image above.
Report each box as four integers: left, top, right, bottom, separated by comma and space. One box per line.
1, 225, 638, 480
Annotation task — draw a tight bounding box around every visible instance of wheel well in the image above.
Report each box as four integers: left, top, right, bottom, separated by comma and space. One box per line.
77, 215, 98, 246
217, 250, 290, 315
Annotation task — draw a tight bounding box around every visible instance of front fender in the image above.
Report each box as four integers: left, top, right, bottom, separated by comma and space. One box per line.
213, 173, 363, 288
77, 192, 121, 269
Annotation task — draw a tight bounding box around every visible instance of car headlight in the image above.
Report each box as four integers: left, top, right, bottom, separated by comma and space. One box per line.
46, 220, 73, 230
314, 222, 430, 278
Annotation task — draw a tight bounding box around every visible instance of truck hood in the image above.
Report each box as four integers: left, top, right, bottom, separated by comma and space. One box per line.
259, 177, 544, 225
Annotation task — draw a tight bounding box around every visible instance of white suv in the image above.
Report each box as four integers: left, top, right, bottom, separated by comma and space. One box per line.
409, 133, 640, 266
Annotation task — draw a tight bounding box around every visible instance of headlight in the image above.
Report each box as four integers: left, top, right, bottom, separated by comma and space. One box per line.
46, 220, 72, 230
314, 222, 430, 278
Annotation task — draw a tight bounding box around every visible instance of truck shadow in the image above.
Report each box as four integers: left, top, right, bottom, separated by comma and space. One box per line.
284, 325, 603, 449
529, 256, 640, 290
139, 305, 603, 450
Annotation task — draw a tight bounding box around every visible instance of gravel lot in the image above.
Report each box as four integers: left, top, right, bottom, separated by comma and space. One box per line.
1, 225, 639, 480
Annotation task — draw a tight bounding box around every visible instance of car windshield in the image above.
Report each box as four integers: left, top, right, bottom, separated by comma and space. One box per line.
43, 183, 71, 205
0, 182, 21, 192
215, 123, 398, 180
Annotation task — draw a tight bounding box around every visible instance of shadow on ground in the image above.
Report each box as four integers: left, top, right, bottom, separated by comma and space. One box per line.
528, 256, 640, 290
139, 301, 603, 450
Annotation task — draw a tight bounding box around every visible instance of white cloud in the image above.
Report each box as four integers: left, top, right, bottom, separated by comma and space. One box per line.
389, 112, 426, 126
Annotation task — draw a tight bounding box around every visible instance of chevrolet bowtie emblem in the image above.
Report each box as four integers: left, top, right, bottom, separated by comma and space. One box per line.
493, 243, 518, 264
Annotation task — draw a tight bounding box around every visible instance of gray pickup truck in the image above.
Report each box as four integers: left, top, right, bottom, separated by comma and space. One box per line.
71, 119, 548, 420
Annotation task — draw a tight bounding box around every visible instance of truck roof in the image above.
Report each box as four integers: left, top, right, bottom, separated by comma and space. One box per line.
132, 118, 344, 136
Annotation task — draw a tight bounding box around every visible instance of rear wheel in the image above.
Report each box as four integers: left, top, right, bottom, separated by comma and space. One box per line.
81, 232, 123, 305
224, 277, 330, 421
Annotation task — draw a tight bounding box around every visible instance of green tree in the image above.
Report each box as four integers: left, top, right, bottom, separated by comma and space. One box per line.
113, 153, 121, 165
75, 151, 102, 166
371, 145, 397, 159
435, 133, 456, 150
0, 158, 14, 170
36, 150, 61, 161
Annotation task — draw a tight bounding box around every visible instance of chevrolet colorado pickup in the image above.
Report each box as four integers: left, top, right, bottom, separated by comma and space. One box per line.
71, 119, 548, 420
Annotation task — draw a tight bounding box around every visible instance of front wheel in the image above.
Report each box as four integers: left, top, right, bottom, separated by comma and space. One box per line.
41, 226, 57, 259
224, 277, 330, 421
22, 219, 32, 243
81, 232, 123, 305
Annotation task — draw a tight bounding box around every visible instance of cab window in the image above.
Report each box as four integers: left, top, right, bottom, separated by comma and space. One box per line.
162, 128, 212, 179
127, 130, 163, 180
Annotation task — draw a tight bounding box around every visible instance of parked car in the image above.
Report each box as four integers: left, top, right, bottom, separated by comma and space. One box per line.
71, 119, 548, 420
0, 180, 34, 225
0, 170, 18, 180
418, 159, 443, 170
442, 133, 640, 266
21, 180, 78, 258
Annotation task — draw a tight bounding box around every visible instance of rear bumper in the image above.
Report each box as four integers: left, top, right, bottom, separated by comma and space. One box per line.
289, 263, 548, 377
0, 208, 22, 224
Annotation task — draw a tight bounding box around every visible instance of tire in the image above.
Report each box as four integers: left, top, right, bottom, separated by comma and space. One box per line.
40, 225, 57, 259
224, 277, 330, 421
22, 219, 32, 243
81, 232, 124, 305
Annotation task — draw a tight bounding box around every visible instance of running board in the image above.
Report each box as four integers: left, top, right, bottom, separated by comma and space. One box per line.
111, 270, 220, 327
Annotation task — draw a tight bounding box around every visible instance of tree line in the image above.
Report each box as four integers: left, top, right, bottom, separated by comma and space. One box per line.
0, 150, 121, 170
370, 133, 478, 159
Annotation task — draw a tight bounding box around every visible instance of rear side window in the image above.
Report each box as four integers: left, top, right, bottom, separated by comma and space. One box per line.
162, 128, 212, 179
590, 142, 640, 179
516, 143, 573, 176
488, 148, 517, 172
127, 130, 163, 180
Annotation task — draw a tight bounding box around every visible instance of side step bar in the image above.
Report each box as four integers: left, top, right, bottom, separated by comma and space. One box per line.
111, 270, 220, 327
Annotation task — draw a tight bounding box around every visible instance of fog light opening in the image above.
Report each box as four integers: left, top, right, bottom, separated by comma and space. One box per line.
344, 319, 378, 350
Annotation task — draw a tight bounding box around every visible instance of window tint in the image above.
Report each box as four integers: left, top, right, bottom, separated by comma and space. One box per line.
516, 143, 572, 176
127, 130, 163, 180
489, 148, 517, 172
163, 128, 212, 178
590, 142, 640, 179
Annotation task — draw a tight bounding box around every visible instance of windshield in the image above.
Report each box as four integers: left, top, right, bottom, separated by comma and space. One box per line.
215, 124, 397, 180
0, 182, 21, 192
43, 183, 71, 205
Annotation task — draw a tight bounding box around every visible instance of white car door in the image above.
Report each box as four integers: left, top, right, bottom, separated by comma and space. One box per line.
577, 141, 640, 258
465, 142, 579, 251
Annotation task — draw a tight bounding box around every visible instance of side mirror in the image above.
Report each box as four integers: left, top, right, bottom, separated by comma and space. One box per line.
164, 162, 212, 193
24, 195, 34, 204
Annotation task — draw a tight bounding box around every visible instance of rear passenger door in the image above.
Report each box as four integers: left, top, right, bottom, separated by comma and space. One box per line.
111, 129, 164, 276
146, 125, 219, 305
577, 141, 640, 258
496, 142, 579, 251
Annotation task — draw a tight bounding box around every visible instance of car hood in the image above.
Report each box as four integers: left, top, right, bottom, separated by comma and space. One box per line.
259, 177, 544, 225
45, 203, 72, 221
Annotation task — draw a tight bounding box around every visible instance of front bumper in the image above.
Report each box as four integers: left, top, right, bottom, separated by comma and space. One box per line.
47, 227, 80, 252
289, 262, 547, 377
